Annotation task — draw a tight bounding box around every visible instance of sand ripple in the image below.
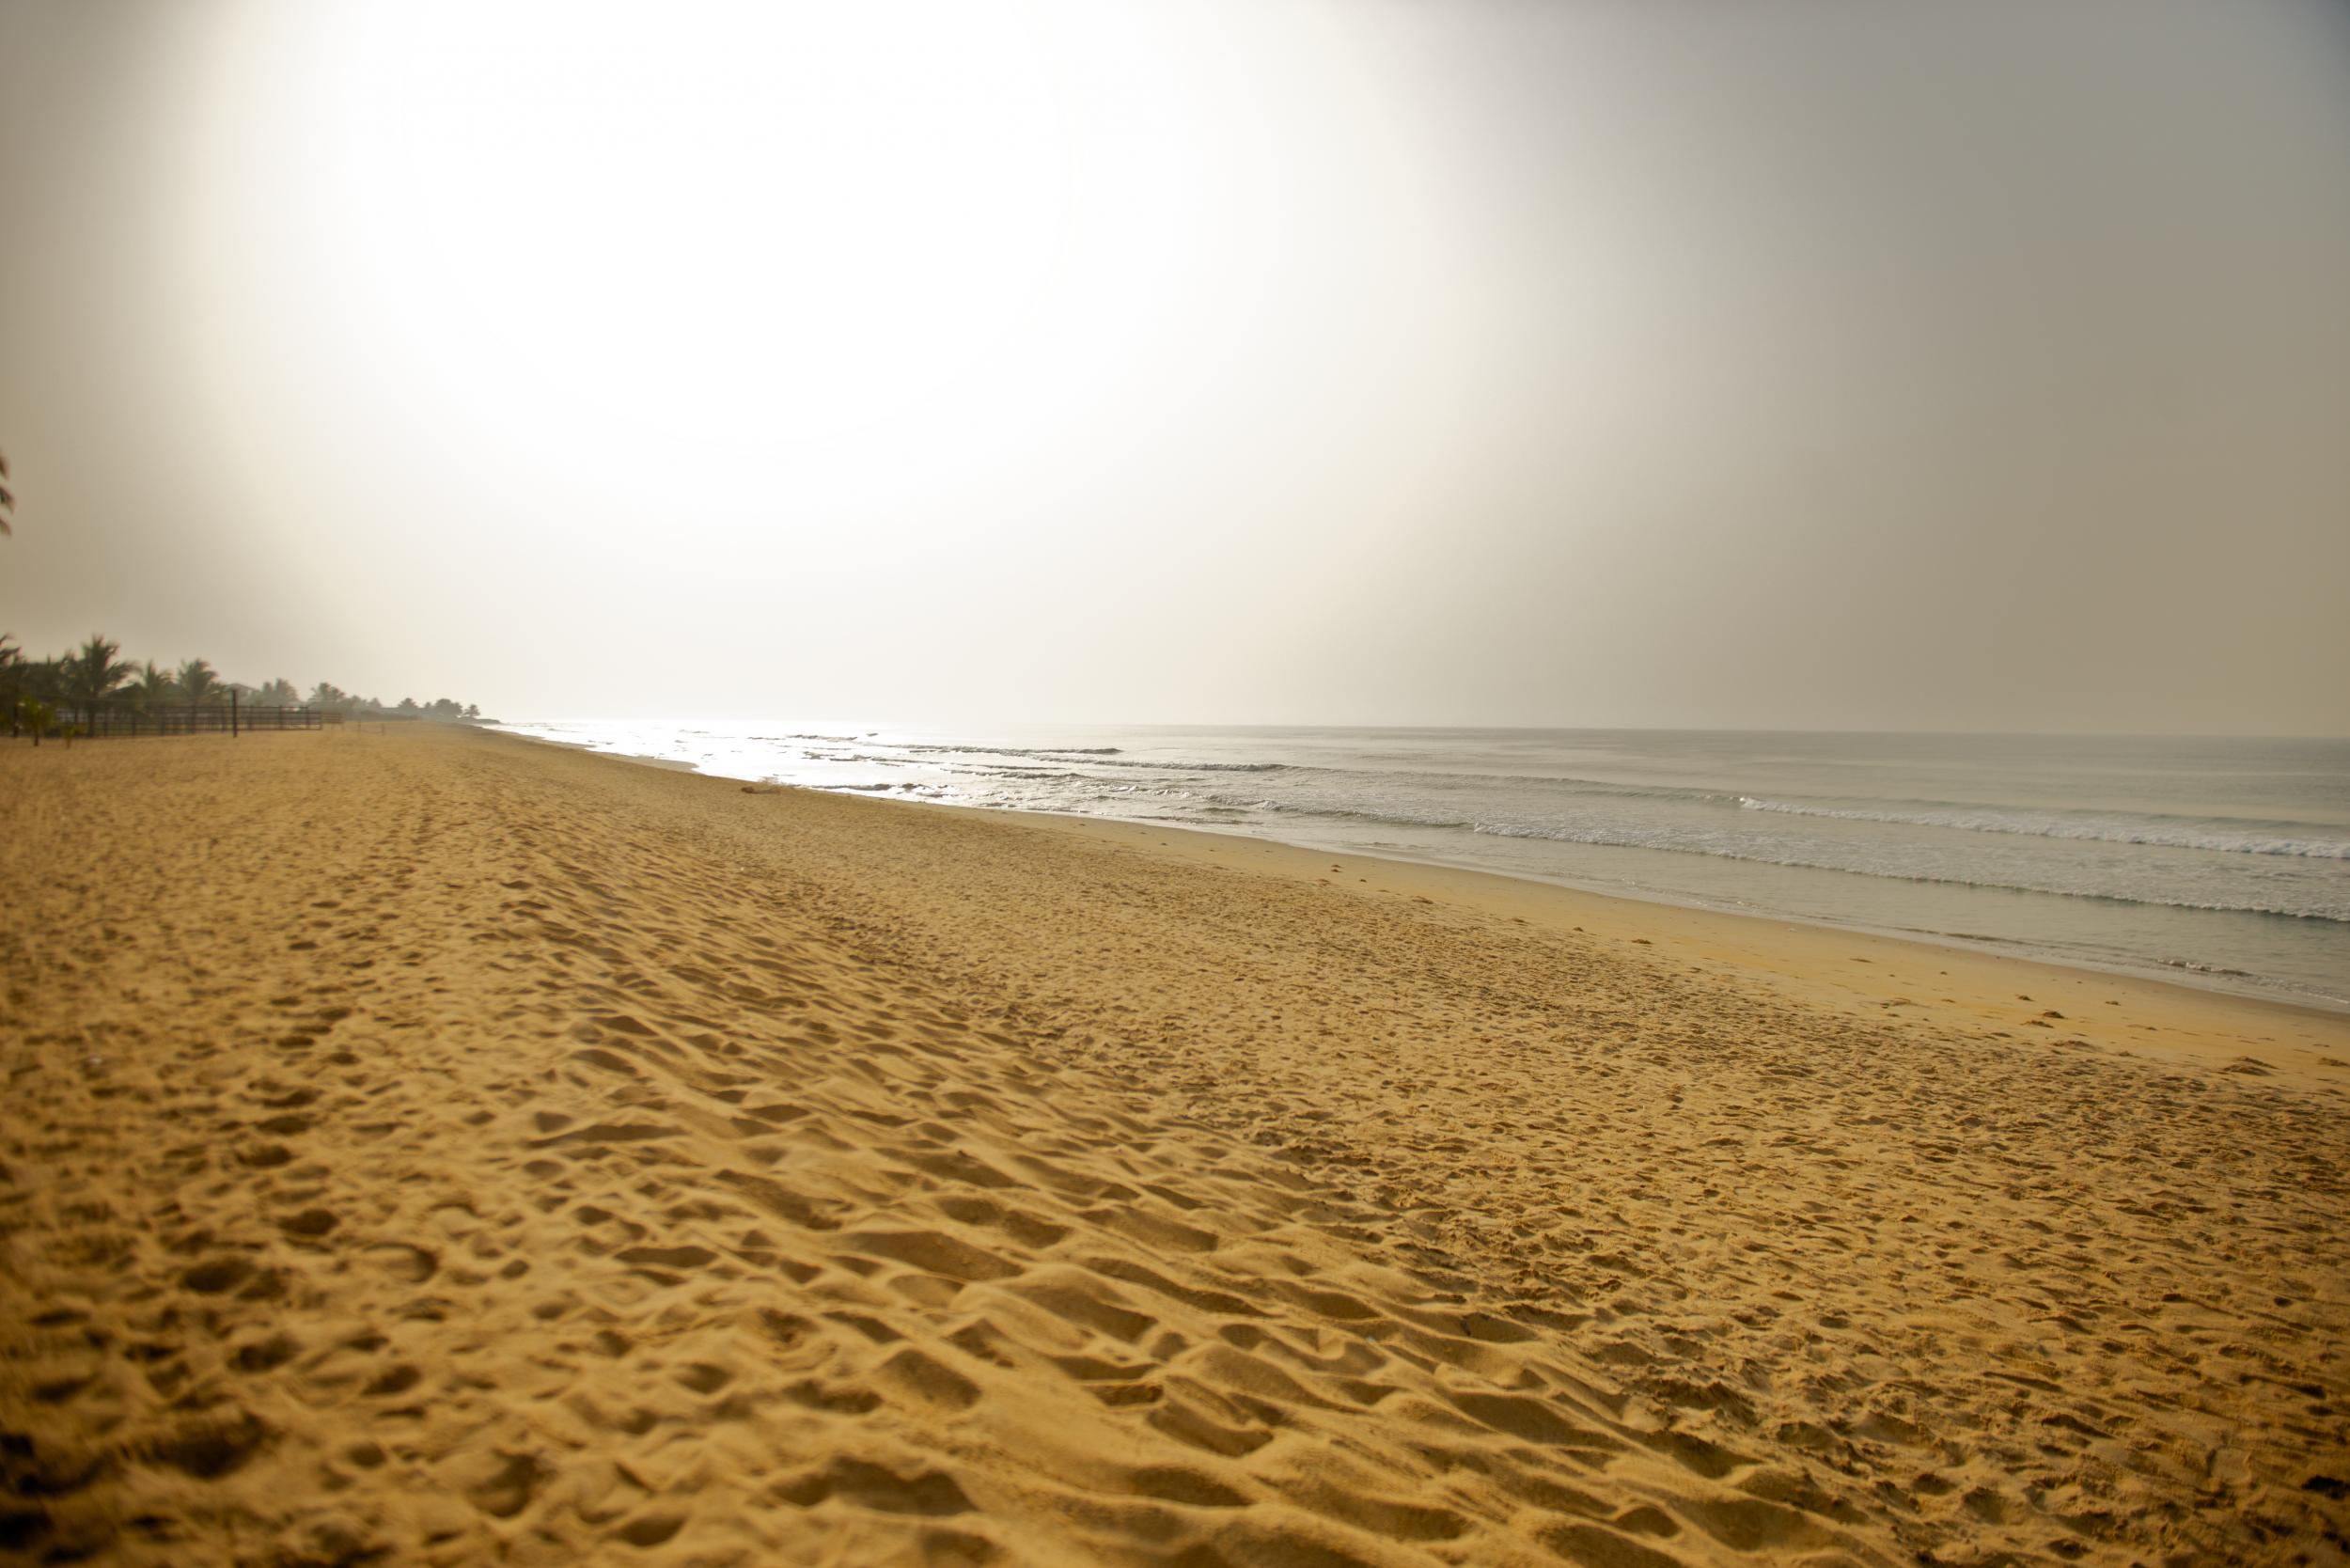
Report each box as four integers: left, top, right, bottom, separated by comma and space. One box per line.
2, 728, 2345, 1565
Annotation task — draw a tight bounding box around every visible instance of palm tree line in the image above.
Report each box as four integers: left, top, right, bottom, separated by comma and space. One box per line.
2, 462, 481, 735
2, 632, 483, 739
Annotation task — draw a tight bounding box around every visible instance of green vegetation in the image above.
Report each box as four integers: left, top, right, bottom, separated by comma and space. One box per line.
0, 631, 486, 738
176, 657, 220, 706
0, 465, 484, 737
70, 634, 133, 714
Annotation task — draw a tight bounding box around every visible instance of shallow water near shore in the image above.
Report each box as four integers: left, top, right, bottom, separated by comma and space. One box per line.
499, 721, 2350, 1009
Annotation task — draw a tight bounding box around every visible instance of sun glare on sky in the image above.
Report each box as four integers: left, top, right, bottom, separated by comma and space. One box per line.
161, 0, 1494, 636
3, 0, 2343, 727
196, 6, 1081, 502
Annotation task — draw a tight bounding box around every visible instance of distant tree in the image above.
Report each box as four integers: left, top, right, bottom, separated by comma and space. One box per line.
124, 660, 178, 710
1, 635, 22, 736
463, 703, 480, 721
8, 654, 61, 733
70, 635, 133, 716
396, 697, 418, 714
308, 681, 348, 711
0, 447, 13, 537
256, 677, 300, 707
177, 658, 222, 705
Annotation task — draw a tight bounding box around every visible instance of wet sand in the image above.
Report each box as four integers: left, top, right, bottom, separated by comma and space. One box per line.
3, 725, 2344, 1565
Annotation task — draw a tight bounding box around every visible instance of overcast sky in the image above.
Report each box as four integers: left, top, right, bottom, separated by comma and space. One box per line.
2, 0, 2345, 731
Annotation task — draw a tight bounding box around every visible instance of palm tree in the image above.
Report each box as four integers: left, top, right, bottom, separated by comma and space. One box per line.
22, 654, 65, 707
177, 658, 222, 706
125, 660, 178, 711
70, 634, 133, 720
0, 448, 13, 537
256, 677, 300, 707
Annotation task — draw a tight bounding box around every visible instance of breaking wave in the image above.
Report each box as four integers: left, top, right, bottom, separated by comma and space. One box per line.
1195, 795, 2350, 923
1735, 796, 2350, 859
902, 744, 1124, 759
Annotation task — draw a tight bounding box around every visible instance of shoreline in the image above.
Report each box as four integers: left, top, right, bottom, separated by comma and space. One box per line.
515, 727, 2350, 1052
7, 725, 2344, 1565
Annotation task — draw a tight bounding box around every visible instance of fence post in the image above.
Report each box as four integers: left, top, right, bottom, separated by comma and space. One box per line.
230, 689, 239, 739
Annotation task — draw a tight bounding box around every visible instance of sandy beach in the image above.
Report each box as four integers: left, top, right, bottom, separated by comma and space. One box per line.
3, 724, 2344, 1566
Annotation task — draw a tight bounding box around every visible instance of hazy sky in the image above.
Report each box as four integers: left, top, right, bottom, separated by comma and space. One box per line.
2, 0, 2345, 731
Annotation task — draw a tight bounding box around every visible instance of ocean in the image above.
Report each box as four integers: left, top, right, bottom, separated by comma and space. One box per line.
495, 722, 2350, 1010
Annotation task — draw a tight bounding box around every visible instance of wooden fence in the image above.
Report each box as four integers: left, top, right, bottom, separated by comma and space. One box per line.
51, 698, 322, 738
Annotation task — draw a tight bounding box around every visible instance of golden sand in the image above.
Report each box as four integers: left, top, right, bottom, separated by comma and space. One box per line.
3, 726, 2345, 1566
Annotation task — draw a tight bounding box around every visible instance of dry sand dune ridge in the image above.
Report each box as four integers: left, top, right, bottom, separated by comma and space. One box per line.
2, 728, 2345, 1566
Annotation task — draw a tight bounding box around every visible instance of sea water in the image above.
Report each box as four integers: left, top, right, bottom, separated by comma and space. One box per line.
495, 722, 2350, 1010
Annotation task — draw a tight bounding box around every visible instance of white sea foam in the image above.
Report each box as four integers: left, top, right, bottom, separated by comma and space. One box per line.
902, 743, 1124, 758
1734, 796, 2350, 858
1194, 794, 2350, 921
491, 720, 2350, 1002
1466, 819, 2348, 922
